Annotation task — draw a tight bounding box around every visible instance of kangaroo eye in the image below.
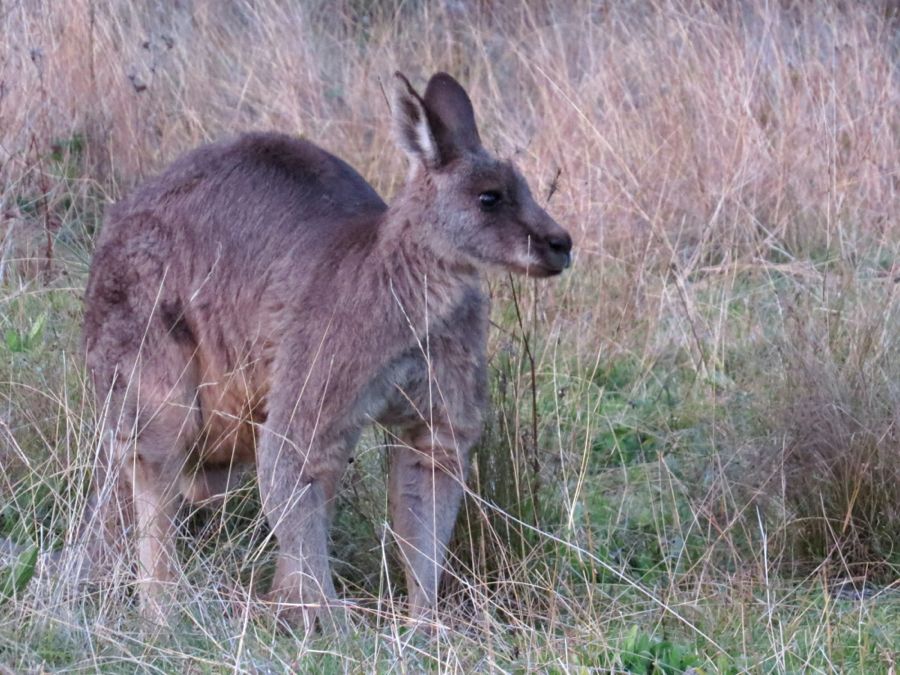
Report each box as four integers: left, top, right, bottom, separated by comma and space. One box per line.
479, 191, 502, 210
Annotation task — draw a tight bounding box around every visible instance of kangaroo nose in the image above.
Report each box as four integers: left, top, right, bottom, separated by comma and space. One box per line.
547, 233, 573, 269
548, 233, 572, 254
547, 232, 572, 254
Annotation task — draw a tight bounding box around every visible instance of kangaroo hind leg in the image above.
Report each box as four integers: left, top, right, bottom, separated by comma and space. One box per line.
107, 350, 201, 623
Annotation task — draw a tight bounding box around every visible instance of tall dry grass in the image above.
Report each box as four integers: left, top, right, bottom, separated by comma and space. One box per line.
4, 1, 896, 254
1, 0, 899, 670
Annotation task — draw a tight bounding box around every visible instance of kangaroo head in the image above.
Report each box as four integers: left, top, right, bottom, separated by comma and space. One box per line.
392, 72, 572, 277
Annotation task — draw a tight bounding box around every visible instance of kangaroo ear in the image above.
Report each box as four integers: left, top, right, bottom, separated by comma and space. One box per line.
392, 72, 440, 168
423, 72, 481, 161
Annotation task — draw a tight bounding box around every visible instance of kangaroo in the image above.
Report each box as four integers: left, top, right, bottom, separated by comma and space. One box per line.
81, 71, 572, 630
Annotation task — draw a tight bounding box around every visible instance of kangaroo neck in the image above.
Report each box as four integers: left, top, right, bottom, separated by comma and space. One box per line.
373, 211, 480, 335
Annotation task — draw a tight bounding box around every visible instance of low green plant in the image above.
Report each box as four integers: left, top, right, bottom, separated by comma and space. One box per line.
617, 625, 702, 674
4, 312, 46, 354
0, 545, 38, 605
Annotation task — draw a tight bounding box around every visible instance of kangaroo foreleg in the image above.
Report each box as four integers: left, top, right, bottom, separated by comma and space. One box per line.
389, 429, 471, 622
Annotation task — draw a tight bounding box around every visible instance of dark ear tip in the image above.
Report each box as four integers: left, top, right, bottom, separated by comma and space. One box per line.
424, 72, 473, 107
393, 71, 416, 94
427, 72, 463, 89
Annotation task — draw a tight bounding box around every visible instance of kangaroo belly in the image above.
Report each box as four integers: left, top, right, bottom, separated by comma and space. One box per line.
192, 373, 266, 467
180, 387, 259, 505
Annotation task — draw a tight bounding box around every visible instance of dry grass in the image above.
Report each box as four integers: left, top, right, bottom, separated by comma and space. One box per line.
1, 0, 899, 671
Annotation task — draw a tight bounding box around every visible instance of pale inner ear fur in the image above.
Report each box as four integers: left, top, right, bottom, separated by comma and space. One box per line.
392, 73, 439, 168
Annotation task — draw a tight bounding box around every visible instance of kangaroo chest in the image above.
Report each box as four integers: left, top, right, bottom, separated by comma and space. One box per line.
365, 292, 488, 432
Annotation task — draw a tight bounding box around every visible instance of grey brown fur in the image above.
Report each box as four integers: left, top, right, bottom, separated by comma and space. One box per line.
81, 71, 571, 629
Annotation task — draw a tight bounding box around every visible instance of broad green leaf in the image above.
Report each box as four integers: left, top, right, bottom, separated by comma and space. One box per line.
0, 545, 38, 602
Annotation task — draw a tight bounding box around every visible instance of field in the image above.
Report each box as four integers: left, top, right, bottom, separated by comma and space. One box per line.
1, 0, 899, 672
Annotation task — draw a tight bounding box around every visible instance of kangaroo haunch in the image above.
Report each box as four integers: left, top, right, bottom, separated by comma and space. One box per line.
81, 71, 572, 630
